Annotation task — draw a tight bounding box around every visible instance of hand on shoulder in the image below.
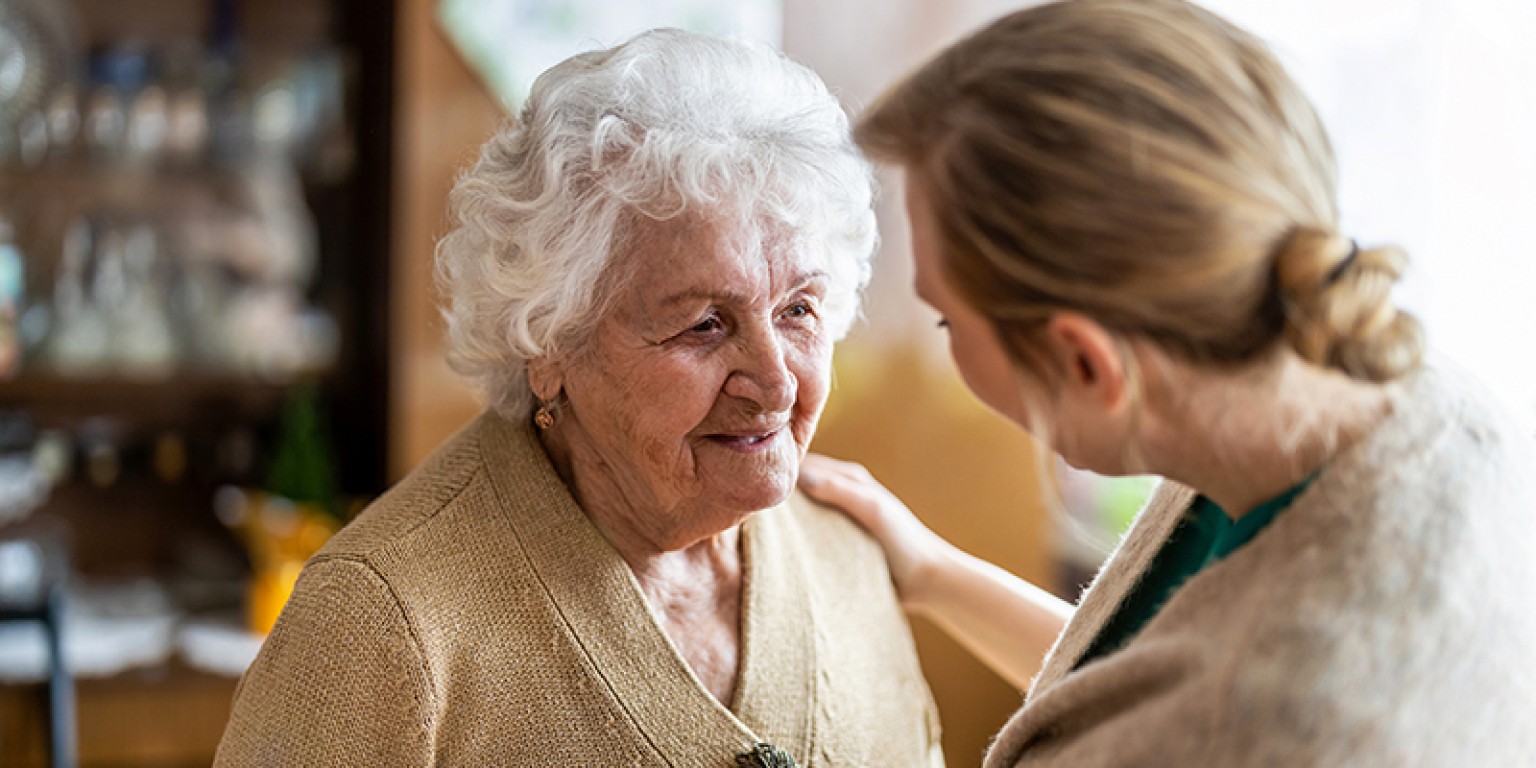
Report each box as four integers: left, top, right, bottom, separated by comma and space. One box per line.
797, 454, 951, 611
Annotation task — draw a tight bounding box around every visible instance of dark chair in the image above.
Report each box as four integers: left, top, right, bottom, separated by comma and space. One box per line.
0, 530, 77, 768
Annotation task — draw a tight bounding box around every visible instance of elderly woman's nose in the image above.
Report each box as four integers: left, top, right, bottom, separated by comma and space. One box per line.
723, 332, 797, 412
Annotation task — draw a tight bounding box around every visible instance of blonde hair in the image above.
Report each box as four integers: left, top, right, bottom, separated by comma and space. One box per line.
858, 0, 1423, 387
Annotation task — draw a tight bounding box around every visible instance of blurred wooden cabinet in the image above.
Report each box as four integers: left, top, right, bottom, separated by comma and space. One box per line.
1, 663, 237, 768
0, 0, 396, 764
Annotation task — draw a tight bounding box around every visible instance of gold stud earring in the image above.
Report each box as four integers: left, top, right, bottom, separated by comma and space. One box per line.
534, 403, 555, 430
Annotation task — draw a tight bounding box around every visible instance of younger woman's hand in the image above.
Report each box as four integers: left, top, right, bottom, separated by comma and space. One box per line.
797, 454, 951, 609
801, 453, 1072, 690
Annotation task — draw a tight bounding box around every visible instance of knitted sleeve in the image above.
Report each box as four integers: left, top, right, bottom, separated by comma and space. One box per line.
214, 557, 438, 767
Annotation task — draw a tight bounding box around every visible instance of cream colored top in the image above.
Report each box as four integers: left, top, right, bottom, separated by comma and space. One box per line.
216, 411, 943, 767
986, 361, 1536, 767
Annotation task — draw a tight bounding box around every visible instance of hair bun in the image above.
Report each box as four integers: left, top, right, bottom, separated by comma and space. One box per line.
1273, 227, 1424, 382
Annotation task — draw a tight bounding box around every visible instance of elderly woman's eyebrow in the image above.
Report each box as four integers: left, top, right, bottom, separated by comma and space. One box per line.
657, 271, 831, 308
794, 270, 831, 290
656, 288, 747, 308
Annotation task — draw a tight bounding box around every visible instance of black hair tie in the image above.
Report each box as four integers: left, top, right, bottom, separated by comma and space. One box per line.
1327, 240, 1361, 284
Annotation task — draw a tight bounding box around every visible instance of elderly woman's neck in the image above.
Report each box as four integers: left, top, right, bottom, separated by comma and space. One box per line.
538, 418, 746, 706
537, 420, 745, 579
589, 499, 745, 587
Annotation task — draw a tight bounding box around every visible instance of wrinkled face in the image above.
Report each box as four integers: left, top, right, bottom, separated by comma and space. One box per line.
554, 213, 833, 549
906, 175, 1034, 429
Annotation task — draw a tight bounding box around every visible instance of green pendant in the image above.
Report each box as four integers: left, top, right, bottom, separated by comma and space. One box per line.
736, 742, 797, 768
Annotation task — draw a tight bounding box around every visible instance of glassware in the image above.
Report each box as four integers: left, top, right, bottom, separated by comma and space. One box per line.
49, 215, 110, 373
115, 222, 177, 375
84, 85, 125, 163
43, 83, 77, 161
124, 85, 169, 166
15, 108, 45, 167
164, 87, 208, 164
0, 214, 24, 378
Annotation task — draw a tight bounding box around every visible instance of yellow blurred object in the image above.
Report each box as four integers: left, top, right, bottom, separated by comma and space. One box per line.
247, 560, 306, 635
219, 490, 341, 634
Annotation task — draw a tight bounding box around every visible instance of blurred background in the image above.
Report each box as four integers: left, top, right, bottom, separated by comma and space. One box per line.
0, 0, 1530, 765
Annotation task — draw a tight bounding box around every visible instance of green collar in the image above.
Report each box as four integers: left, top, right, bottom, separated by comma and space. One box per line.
1204, 478, 1313, 564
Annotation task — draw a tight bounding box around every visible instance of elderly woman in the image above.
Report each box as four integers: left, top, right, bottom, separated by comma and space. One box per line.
215, 30, 941, 767
799, 0, 1536, 766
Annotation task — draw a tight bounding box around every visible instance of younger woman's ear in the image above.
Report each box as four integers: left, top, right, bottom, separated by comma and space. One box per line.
1043, 313, 1128, 412
526, 357, 564, 403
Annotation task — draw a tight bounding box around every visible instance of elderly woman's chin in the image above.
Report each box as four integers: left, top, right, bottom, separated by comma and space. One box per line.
682, 427, 809, 537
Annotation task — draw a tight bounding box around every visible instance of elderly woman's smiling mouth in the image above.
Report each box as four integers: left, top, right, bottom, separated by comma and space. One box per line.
699, 427, 786, 452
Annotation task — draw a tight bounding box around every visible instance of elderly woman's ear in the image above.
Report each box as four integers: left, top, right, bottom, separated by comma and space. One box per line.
527, 357, 564, 404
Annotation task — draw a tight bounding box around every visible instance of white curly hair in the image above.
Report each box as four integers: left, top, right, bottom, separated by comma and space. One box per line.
435, 28, 877, 419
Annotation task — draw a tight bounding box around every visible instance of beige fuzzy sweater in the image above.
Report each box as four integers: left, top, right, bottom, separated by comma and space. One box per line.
216, 412, 943, 767
986, 362, 1536, 767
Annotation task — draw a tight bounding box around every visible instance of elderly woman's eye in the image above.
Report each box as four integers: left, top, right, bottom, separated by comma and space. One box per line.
688, 316, 724, 334
782, 301, 816, 321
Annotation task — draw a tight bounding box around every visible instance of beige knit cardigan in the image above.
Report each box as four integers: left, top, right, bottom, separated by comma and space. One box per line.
986, 361, 1536, 767
216, 412, 943, 767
